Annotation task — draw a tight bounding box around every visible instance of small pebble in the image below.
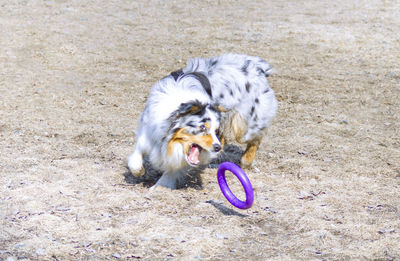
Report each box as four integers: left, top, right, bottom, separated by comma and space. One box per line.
378, 228, 395, 234
82, 242, 91, 247
127, 218, 138, 224
298, 190, 313, 199
298, 150, 307, 155
112, 253, 121, 259
215, 233, 228, 239
35, 248, 45, 255
101, 212, 112, 218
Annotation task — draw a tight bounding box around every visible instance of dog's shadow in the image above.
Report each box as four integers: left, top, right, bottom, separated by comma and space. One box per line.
123, 144, 244, 190
123, 160, 205, 190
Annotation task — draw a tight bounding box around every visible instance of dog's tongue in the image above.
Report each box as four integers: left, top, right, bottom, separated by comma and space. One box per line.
188, 145, 200, 165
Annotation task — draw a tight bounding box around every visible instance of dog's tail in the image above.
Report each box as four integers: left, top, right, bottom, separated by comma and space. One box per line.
255, 58, 275, 77
184, 57, 207, 74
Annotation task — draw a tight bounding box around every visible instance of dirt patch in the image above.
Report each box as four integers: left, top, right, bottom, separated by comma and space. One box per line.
1, 0, 399, 260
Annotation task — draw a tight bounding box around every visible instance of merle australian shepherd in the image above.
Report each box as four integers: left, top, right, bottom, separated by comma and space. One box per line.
128, 53, 277, 189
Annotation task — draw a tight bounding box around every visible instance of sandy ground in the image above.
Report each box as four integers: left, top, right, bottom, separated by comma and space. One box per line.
1, 0, 399, 260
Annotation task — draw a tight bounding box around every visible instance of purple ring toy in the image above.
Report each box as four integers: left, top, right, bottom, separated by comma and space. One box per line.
217, 162, 254, 209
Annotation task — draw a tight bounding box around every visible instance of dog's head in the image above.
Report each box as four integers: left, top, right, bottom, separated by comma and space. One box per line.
166, 100, 222, 167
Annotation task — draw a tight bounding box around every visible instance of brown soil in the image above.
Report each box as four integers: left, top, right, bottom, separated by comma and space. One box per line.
1, 0, 399, 260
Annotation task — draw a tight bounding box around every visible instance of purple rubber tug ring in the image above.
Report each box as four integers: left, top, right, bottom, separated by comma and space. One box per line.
217, 162, 254, 209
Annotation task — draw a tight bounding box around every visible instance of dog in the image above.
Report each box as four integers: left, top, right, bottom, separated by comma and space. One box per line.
128, 53, 277, 189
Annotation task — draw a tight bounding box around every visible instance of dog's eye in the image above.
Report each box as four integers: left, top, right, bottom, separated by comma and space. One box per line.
199, 125, 207, 133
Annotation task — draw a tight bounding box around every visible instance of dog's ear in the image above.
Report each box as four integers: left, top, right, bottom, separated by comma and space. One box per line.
180, 72, 212, 97
175, 100, 206, 118
210, 104, 228, 113
167, 101, 205, 133
186, 72, 212, 97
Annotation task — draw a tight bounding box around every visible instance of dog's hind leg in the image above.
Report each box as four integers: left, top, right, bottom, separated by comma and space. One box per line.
240, 138, 261, 169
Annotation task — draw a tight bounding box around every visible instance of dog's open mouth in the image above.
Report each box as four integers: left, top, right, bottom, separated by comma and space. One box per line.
187, 143, 202, 166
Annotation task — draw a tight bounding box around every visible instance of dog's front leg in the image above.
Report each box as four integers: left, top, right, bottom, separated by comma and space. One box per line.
127, 149, 145, 177
127, 134, 148, 177
152, 171, 179, 190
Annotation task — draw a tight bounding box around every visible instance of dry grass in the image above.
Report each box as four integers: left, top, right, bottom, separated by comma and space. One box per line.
1, 0, 399, 260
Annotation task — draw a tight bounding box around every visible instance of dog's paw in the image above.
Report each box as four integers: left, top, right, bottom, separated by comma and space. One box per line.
149, 183, 173, 192
127, 153, 145, 177
240, 157, 253, 169
152, 174, 177, 190
130, 165, 145, 177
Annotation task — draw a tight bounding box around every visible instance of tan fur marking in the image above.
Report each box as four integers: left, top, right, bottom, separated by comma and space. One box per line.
219, 134, 226, 148
167, 128, 214, 156
217, 105, 228, 112
167, 128, 186, 156
188, 106, 199, 113
241, 139, 261, 168
195, 134, 214, 150
231, 112, 248, 143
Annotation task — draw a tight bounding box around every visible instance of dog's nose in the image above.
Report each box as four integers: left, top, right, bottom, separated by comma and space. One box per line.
213, 144, 221, 152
